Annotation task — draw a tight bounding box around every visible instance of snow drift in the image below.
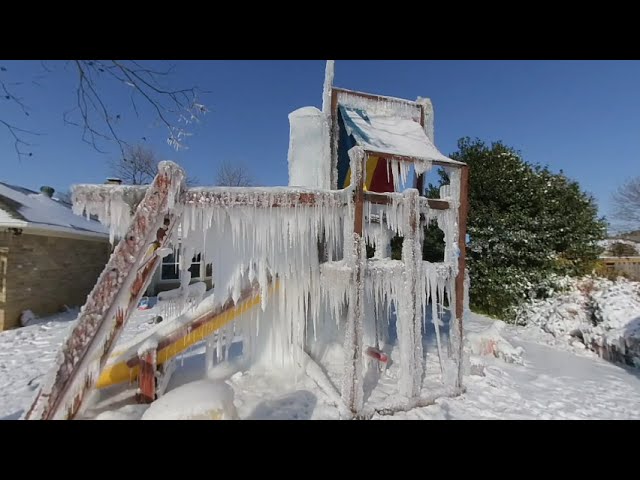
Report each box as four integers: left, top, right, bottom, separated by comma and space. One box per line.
516, 276, 640, 367
141, 379, 238, 420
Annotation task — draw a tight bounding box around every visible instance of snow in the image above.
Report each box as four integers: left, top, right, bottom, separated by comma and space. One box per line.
3, 306, 640, 420
288, 107, 331, 189
140, 379, 238, 420
95, 404, 149, 420
0, 309, 78, 420
517, 276, 640, 367
0, 182, 107, 238
19, 310, 38, 328
466, 320, 525, 365
598, 238, 639, 254
338, 105, 463, 167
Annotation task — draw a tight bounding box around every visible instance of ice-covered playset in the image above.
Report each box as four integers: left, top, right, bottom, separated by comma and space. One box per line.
24, 61, 469, 420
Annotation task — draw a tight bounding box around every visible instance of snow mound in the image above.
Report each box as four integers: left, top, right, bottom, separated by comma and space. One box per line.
141, 380, 238, 420
95, 405, 149, 420
517, 277, 640, 367
20, 310, 38, 328
466, 320, 525, 365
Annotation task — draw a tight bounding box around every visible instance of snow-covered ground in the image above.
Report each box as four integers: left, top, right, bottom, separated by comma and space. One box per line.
2, 300, 640, 420
0, 304, 159, 420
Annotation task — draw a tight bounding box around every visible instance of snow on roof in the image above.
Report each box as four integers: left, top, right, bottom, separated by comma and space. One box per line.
0, 181, 108, 238
339, 105, 463, 166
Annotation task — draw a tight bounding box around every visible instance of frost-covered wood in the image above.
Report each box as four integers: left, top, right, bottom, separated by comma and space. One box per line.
137, 347, 157, 403
397, 189, 423, 397
71, 184, 150, 243
24, 161, 185, 420
453, 165, 469, 388
341, 147, 366, 413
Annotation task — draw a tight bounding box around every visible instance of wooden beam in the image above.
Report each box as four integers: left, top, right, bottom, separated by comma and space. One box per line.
137, 349, 156, 404
364, 191, 449, 210
414, 103, 426, 194
363, 148, 464, 168
333, 87, 423, 113
454, 165, 470, 389
183, 189, 346, 209
330, 89, 340, 190
124, 282, 264, 370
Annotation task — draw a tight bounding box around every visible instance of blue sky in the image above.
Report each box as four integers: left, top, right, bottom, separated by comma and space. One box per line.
1, 60, 639, 223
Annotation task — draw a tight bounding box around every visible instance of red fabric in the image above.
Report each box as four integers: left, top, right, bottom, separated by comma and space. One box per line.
368, 158, 395, 193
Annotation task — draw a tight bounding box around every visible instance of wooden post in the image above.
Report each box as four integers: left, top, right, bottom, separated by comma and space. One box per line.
329, 89, 340, 190
137, 348, 157, 404
399, 189, 423, 398
454, 165, 469, 389
341, 147, 366, 414
414, 97, 434, 196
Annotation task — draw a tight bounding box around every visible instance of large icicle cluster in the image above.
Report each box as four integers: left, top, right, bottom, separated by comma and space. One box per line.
176, 186, 353, 370
156, 279, 207, 320
356, 161, 463, 397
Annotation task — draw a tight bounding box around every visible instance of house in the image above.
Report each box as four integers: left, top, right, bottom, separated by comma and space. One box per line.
598, 237, 640, 281
0, 182, 111, 331
146, 247, 213, 296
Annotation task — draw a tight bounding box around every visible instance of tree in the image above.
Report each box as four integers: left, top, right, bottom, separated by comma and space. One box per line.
109, 144, 157, 185
612, 177, 640, 231
109, 143, 198, 186
424, 137, 607, 321
215, 160, 254, 187
610, 241, 638, 257
1, 60, 208, 159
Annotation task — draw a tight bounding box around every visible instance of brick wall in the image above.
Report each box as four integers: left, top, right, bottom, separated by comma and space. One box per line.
0, 231, 111, 330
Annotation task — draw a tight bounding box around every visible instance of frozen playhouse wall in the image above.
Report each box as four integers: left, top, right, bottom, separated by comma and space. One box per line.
280, 62, 468, 413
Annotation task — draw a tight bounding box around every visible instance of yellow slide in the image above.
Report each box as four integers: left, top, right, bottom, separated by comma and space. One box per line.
95, 283, 277, 389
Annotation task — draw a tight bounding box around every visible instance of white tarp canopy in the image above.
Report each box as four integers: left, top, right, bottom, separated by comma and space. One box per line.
339, 105, 463, 166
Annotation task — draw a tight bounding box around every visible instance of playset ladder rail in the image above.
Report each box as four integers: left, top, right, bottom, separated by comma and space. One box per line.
24, 162, 185, 420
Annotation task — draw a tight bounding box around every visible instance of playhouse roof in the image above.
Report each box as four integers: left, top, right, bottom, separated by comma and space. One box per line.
339, 105, 463, 166
0, 181, 108, 239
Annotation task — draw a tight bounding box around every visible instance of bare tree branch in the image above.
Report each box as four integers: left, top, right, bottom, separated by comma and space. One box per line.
1, 60, 209, 160
215, 160, 255, 187
1, 80, 29, 116
110, 143, 198, 186
0, 119, 40, 159
612, 177, 640, 231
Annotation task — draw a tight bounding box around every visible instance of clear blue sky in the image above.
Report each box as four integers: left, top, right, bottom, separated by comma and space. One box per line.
1, 60, 639, 223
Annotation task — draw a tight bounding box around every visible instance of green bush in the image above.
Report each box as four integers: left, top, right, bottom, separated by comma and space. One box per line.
424, 137, 607, 321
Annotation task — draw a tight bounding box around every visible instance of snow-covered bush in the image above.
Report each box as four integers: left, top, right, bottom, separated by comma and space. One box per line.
516, 276, 640, 367
424, 137, 606, 322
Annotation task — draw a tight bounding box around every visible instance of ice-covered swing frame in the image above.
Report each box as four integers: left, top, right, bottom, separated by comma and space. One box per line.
24, 63, 469, 420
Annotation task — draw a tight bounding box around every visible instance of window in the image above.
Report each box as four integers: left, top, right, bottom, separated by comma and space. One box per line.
160, 250, 212, 281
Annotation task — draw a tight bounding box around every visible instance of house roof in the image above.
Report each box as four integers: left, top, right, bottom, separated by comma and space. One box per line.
338, 105, 463, 166
0, 181, 108, 239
